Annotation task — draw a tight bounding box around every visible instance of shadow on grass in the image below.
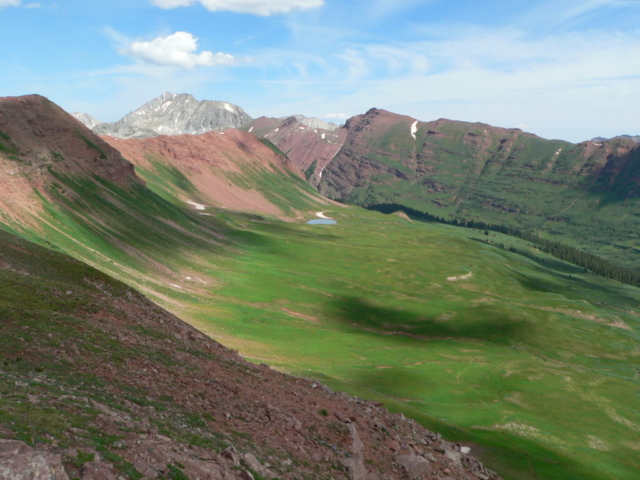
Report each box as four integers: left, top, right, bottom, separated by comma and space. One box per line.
327, 296, 528, 346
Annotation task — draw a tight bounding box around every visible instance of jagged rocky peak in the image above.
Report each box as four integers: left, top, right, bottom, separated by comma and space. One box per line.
292, 114, 339, 131
92, 92, 253, 139
71, 111, 103, 129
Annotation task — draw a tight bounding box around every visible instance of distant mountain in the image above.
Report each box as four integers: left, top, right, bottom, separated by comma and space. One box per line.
592, 135, 640, 143
257, 107, 640, 269
294, 114, 339, 131
71, 111, 103, 129
91, 92, 252, 139
243, 115, 346, 185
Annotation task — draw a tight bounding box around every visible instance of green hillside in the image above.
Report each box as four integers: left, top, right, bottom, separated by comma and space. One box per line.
318, 110, 640, 270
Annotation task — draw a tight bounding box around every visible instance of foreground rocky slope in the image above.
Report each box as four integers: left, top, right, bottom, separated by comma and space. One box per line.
87, 92, 252, 139
0, 176, 499, 480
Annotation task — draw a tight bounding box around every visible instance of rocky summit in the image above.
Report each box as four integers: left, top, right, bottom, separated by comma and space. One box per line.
88, 92, 252, 139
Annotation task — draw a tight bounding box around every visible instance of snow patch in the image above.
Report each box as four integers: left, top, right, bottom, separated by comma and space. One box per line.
248, 126, 254, 133
186, 200, 206, 211
274, 128, 279, 132
316, 211, 333, 219
555, 149, 562, 155
321, 133, 326, 140
410, 120, 418, 140
223, 102, 235, 113
170, 284, 183, 289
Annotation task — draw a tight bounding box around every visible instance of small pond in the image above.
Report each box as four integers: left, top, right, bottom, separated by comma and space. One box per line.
307, 219, 337, 225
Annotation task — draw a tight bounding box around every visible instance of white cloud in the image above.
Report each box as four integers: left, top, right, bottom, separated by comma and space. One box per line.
122, 32, 236, 69
0, 0, 21, 8
151, 0, 324, 16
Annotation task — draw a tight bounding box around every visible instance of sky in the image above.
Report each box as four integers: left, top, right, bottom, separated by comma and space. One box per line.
1, 0, 639, 142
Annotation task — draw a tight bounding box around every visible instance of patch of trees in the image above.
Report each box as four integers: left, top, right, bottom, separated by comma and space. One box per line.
366, 203, 640, 288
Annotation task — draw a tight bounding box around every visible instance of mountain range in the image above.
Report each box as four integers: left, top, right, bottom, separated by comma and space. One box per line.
1, 93, 639, 480
250, 108, 640, 270
72, 92, 640, 270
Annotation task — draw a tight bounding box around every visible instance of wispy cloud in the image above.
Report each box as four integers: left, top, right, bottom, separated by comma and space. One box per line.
150, 0, 325, 16
0, 0, 21, 8
243, 22, 640, 141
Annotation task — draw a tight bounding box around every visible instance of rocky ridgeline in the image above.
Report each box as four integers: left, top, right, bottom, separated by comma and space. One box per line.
82, 93, 252, 139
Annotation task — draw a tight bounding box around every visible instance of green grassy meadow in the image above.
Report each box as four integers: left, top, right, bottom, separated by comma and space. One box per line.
3, 164, 639, 480
188, 209, 640, 480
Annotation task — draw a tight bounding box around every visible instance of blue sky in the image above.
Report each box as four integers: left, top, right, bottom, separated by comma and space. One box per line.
1, 0, 639, 142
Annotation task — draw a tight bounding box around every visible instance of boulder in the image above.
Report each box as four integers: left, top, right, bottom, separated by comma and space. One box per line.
0, 439, 69, 480
395, 454, 430, 480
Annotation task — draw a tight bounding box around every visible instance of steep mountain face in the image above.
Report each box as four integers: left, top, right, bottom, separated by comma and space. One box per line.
245, 115, 347, 185
92, 92, 252, 139
315, 108, 640, 268
71, 111, 103, 129
101, 129, 325, 218
0, 94, 140, 224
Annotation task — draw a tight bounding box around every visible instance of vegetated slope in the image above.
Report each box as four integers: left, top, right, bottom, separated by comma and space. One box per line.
0, 94, 325, 300
315, 108, 640, 269
243, 115, 346, 185
0, 229, 499, 480
101, 128, 325, 219
0, 94, 140, 224
2, 94, 639, 480
90, 92, 252, 139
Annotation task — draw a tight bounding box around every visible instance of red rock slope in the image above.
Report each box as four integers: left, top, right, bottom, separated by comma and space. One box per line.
246, 116, 347, 186
0, 94, 140, 222
102, 129, 326, 218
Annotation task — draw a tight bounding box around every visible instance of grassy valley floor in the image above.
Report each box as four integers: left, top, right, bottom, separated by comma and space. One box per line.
177, 208, 640, 480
